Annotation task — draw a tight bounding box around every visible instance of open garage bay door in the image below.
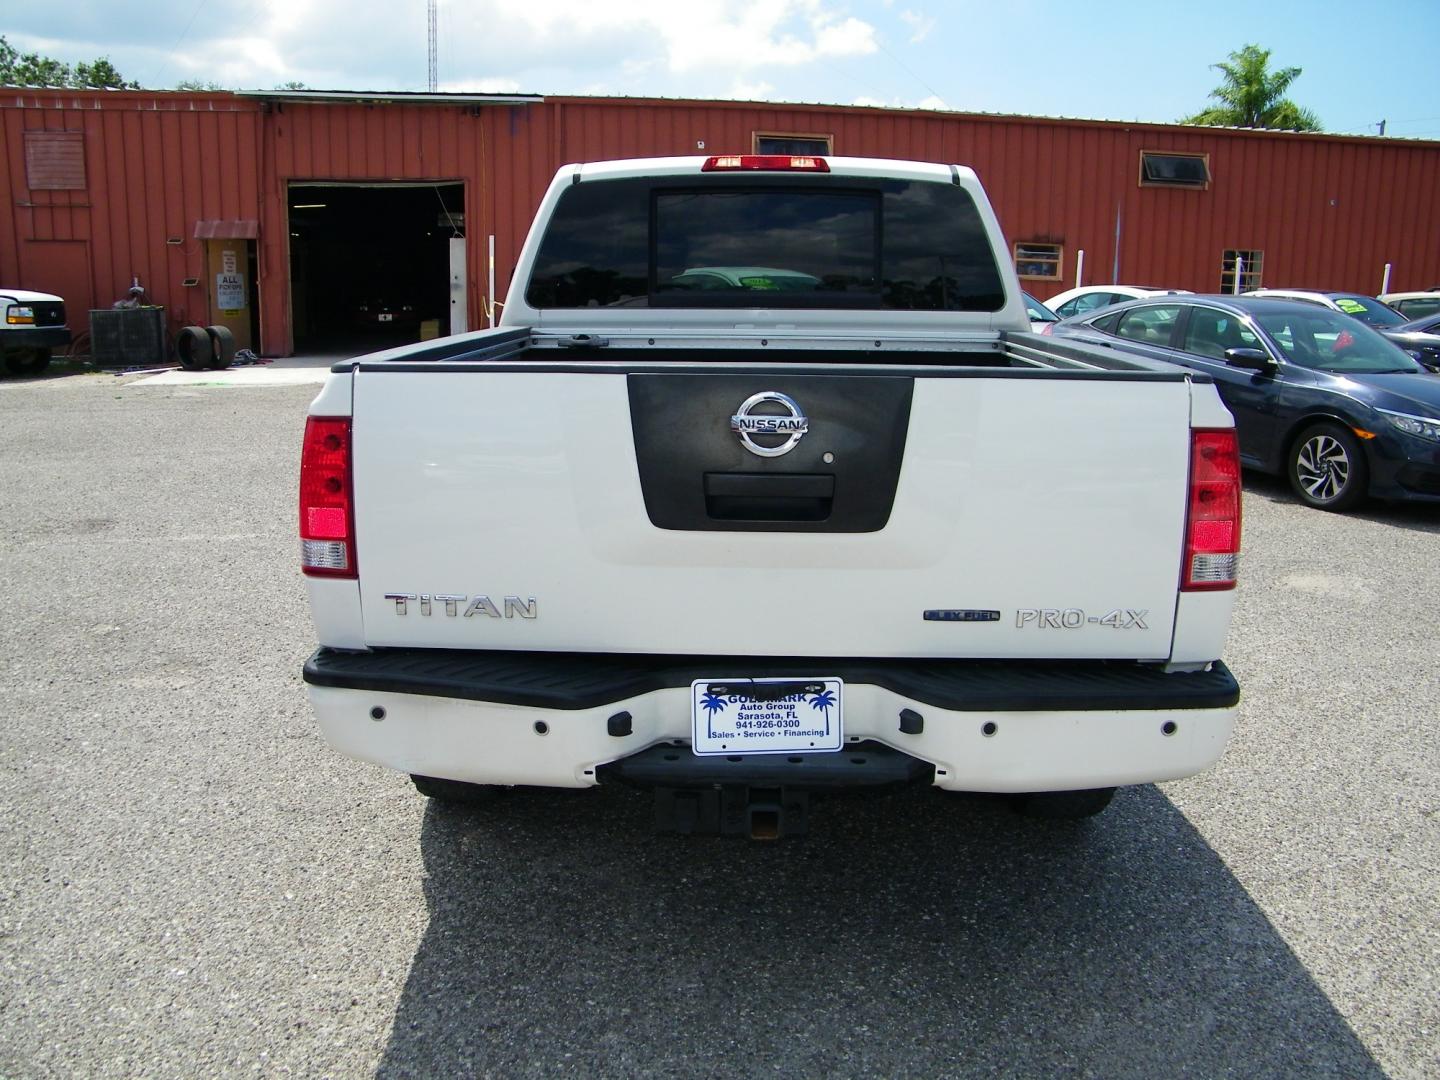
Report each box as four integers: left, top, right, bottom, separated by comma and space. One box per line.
288, 182, 464, 354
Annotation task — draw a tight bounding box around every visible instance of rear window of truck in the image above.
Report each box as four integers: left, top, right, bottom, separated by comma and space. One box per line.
525, 176, 1005, 312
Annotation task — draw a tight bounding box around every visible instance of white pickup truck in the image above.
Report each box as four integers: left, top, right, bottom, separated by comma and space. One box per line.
1, 288, 69, 375
300, 154, 1242, 837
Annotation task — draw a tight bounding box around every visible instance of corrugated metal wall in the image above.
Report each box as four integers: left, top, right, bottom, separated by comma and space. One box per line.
1, 91, 262, 339
4, 89, 1439, 356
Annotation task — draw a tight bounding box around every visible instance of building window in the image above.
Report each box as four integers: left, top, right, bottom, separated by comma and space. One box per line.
1220, 249, 1263, 293
1139, 151, 1210, 189
1014, 242, 1062, 280
24, 131, 86, 191
753, 132, 833, 155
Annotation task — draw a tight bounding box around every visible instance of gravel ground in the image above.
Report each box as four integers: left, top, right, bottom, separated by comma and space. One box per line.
0, 371, 1435, 1078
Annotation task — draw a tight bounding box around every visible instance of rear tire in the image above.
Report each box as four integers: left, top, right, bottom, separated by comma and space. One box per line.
4, 346, 51, 376
176, 325, 211, 370
204, 325, 236, 370
1288, 422, 1368, 511
1011, 787, 1116, 820
411, 774, 502, 806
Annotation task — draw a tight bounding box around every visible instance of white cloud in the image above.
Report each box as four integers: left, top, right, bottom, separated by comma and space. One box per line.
899, 9, 936, 44
176, 37, 288, 86
480, 0, 877, 75
438, 77, 524, 94
813, 18, 878, 58
7, 0, 883, 98
851, 93, 949, 111
723, 79, 778, 101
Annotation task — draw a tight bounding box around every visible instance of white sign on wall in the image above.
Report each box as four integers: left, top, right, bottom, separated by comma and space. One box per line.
216, 272, 246, 311
221, 249, 237, 274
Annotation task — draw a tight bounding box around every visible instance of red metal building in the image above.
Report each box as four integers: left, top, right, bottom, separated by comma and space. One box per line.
3, 87, 1438, 357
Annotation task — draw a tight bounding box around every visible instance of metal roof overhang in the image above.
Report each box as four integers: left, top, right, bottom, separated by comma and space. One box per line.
237, 90, 543, 107
195, 219, 259, 239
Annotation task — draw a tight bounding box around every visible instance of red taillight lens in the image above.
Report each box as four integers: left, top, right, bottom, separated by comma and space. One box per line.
299, 416, 356, 578
1182, 428, 1241, 591
701, 155, 830, 172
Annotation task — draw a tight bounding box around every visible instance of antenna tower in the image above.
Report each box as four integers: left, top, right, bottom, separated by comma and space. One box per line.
427, 0, 438, 93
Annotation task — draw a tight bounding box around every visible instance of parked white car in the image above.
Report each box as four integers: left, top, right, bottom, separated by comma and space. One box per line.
1244, 289, 1406, 329
1044, 285, 1192, 320
1022, 291, 1060, 333
1378, 291, 1440, 319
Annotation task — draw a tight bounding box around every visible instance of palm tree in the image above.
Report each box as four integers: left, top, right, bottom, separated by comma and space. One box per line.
1180, 44, 1321, 132
808, 689, 836, 734
700, 692, 727, 737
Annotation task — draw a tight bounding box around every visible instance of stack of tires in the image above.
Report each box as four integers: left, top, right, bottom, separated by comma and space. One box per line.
176, 325, 237, 371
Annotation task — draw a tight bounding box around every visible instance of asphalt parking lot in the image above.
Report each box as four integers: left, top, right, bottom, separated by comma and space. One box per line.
1, 369, 1436, 1079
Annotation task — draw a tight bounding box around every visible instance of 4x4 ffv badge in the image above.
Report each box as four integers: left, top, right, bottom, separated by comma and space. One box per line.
731, 391, 808, 458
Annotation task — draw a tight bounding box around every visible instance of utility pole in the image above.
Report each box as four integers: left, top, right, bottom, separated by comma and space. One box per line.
1377, 119, 1387, 136
427, 0, 438, 93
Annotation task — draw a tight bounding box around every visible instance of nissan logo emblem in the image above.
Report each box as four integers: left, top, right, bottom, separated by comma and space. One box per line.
730, 391, 809, 458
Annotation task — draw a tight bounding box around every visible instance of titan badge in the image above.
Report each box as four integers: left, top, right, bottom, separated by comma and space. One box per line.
383, 593, 537, 619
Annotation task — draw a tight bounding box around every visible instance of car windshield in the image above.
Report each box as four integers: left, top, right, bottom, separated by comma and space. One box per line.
1023, 292, 1059, 322
1256, 309, 1421, 373
1330, 295, 1406, 327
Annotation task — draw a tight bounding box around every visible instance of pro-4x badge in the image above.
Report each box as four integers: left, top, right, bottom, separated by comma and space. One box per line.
1015, 609, 1149, 629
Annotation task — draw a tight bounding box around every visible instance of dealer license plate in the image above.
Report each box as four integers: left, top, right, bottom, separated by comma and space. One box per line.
691, 677, 843, 756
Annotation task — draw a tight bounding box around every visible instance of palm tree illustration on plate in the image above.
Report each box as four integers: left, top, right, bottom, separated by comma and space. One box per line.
700, 692, 727, 737
808, 689, 836, 735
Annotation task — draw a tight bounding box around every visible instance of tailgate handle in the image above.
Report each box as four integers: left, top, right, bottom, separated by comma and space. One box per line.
703, 473, 835, 522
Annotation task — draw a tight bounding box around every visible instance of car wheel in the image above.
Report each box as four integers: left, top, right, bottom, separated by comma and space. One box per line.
1288, 423, 1368, 511
410, 774, 502, 806
4, 346, 51, 375
1011, 787, 1116, 820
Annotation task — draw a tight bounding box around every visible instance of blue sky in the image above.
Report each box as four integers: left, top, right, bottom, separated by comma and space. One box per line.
6, 0, 1439, 138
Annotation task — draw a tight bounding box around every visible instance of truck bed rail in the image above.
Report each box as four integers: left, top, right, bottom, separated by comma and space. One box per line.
334, 327, 1202, 380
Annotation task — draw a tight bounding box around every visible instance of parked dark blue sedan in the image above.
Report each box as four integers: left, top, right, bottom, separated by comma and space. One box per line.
1052, 295, 1440, 511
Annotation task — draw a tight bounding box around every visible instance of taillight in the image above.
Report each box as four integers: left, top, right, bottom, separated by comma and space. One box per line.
701, 155, 830, 172
1182, 428, 1241, 591
299, 416, 356, 578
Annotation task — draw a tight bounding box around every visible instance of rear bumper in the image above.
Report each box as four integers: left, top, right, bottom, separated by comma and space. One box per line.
304, 648, 1239, 793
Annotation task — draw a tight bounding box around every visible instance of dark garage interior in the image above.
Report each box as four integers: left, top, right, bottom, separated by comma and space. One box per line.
288, 182, 464, 354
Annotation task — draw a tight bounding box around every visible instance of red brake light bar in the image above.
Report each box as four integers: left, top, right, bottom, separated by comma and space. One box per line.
701, 155, 830, 173
1182, 428, 1241, 591
299, 416, 356, 578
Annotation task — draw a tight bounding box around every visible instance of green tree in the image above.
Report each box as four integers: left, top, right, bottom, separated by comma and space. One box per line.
0, 35, 138, 88
1180, 43, 1321, 132
73, 57, 137, 89
176, 79, 230, 91
275, 80, 309, 90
